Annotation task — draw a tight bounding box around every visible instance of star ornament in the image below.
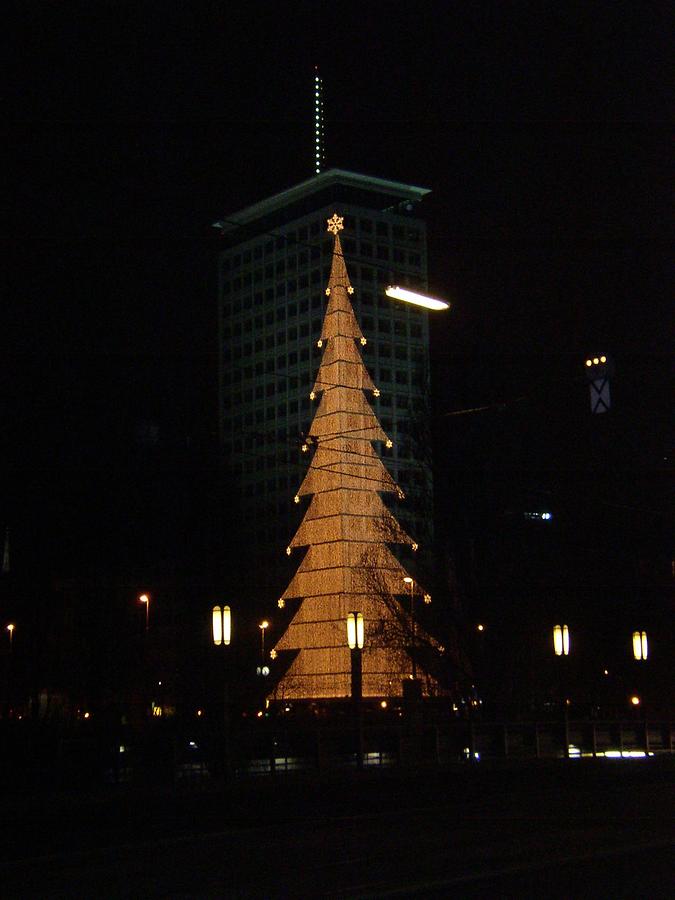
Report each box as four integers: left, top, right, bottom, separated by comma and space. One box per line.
326, 213, 344, 234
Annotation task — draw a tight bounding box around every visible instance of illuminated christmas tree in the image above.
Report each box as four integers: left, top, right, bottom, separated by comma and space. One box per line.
270, 213, 434, 700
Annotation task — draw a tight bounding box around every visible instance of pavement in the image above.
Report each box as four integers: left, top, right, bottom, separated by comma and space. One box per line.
1, 758, 673, 898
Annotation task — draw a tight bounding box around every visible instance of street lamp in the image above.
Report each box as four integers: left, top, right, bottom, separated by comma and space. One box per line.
139, 593, 150, 633
552, 624, 571, 756
632, 631, 648, 661
346, 612, 364, 767
259, 620, 269, 670
346, 611, 364, 652
212, 605, 233, 779
212, 606, 231, 646
553, 624, 570, 657
6, 623, 15, 651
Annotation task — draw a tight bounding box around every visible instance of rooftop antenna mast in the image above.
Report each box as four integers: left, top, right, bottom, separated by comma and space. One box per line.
314, 66, 325, 175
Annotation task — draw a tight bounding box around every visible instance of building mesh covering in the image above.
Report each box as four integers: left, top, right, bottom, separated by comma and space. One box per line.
270, 215, 434, 699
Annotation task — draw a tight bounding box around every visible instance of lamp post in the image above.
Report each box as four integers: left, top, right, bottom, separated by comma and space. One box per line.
402, 577, 431, 684
6, 623, 15, 652
259, 620, 269, 672
403, 577, 416, 680
139, 593, 150, 633
552, 624, 571, 756
212, 605, 232, 779
346, 612, 364, 767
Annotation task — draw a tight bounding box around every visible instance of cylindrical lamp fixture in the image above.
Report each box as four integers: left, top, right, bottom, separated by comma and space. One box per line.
347, 612, 364, 650
632, 630, 648, 660
212, 605, 231, 646
553, 624, 570, 656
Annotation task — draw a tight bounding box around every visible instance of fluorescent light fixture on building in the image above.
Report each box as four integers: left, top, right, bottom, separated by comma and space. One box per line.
385, 285, 449, 311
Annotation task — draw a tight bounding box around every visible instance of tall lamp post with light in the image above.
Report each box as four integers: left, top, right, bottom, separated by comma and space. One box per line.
258, 620, 269, 675
212, 605, 232, 778
346, 612, 364, 767
138, 593, 150, 633
553, 624, 571, 756
402, 577, 431, 685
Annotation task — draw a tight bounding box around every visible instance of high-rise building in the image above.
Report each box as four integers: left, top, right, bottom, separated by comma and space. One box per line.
215, 169, 433, 585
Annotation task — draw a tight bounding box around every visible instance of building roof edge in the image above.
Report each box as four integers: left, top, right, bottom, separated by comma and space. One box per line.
214, 169, 431, 230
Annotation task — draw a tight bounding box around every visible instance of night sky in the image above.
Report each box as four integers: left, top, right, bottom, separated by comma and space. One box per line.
5, 1, 672, 598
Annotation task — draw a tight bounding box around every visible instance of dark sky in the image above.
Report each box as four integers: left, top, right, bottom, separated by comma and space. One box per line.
4, 1, 673, 581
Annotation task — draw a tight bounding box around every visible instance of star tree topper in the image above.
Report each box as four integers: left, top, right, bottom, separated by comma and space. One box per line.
326, 213, 344, 234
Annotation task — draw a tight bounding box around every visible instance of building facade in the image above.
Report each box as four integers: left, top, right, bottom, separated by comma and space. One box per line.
216, 169, 433, 576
